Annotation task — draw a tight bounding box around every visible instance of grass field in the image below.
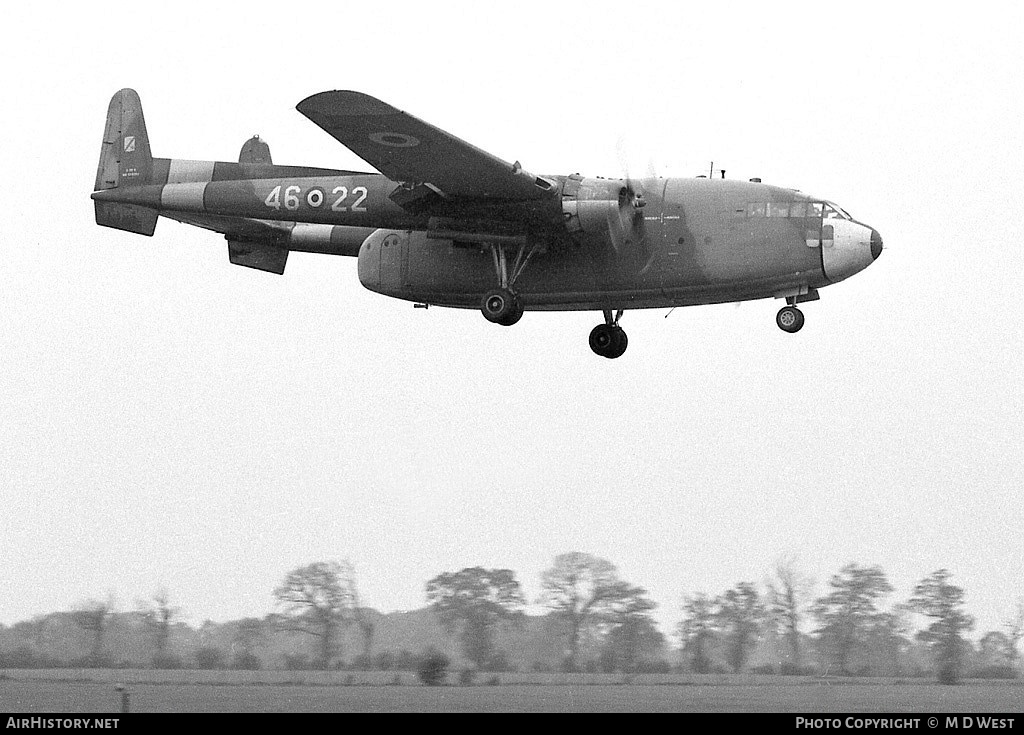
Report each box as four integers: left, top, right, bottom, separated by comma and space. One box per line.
1, 674, 1022, 713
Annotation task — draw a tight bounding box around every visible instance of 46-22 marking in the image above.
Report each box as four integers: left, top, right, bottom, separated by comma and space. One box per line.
264, 184, 369, 213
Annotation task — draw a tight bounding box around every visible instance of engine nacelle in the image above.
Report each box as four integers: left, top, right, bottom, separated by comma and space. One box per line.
561, 176, 643, 255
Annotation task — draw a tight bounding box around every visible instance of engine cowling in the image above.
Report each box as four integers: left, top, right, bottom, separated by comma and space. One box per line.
561, 175, 646, 256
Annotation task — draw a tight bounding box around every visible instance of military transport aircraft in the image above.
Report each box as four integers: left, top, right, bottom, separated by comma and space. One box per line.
92, 89, 882, 358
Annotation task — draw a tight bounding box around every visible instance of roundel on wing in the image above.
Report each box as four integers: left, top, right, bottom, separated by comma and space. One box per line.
368, 132, 421, 148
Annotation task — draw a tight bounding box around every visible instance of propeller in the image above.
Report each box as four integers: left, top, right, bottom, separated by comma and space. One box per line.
607, 139, 659, 259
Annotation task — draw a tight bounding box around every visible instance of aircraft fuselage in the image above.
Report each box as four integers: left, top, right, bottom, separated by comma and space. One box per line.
94, 161, 880, 312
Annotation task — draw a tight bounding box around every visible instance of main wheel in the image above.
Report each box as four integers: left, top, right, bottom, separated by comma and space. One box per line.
589, 324, 628, 358
776, 306, 805, 333
590, 324, 616, 356
496, 298, 524, 326
607, 327, 628, 359
481, 289, 517, 324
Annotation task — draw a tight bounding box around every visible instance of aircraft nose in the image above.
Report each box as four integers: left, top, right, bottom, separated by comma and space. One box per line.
870, 228, 883, 260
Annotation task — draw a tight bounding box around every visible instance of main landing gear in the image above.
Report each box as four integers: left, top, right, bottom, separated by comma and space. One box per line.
590, 310, 628, 359
479, 241, 538, 327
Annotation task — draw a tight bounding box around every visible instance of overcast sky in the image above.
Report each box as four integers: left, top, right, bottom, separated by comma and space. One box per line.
2, 2, 1022, 642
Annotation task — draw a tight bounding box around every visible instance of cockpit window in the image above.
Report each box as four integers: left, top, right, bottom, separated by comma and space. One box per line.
747, 201, 822, 218
744, 200, 851, 219
823, 202, 852, 220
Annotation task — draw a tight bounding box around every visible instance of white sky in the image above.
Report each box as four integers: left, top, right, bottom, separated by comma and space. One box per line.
2, 2, 1022, 643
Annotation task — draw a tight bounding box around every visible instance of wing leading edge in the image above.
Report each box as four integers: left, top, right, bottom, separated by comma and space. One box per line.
296, 91, 555, 201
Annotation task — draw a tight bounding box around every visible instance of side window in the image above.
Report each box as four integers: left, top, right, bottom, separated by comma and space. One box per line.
789, 202, 807, 218
747, 203, 766, 218
824, 204, 843, 219
807, 202, 823, 218
822, 224, 835, 247
768, 203, 789, 218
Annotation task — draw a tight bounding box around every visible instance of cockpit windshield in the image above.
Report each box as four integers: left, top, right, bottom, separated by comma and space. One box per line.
824, 201, 853, 220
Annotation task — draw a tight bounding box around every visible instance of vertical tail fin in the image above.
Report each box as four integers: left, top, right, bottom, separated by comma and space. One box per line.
239, 135, 273, 164
94, 88, 158, 235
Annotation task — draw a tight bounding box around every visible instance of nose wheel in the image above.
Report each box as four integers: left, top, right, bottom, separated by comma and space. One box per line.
590, 310, 628, 359
776, 305, 805, 333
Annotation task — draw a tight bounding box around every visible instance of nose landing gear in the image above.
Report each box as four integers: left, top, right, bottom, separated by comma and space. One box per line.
590, 310, 628, 359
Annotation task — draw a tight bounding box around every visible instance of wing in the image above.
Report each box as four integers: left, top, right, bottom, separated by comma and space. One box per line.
296, 91, 555, 201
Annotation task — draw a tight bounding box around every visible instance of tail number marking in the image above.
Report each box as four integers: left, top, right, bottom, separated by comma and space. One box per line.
265, 185, 367, 213
332, 186, 368, 212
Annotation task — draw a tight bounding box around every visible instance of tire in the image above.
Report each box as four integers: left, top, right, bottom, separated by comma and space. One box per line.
606, 328, 628, 358
776, 306, 805, 333
497, 298, 524, 326
481, 289, 516, 323
589, 324, 616, 356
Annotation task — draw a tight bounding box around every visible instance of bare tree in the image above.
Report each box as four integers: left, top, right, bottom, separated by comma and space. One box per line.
908, 569, 974, 684
978, 631, 1012, 669
140, 588, 180, 664
716, 582, 766, 673
813, 563, 893, 675
678, 593, 716, 673
357, 613, 376, 667
426, 567, 525, 670
866, 605, 912, 676
603, 584, 660, 673
232, 617, 267, 669
273, 560, 359, 669
71, 595, 115, 664
1005, 598, 1024, 672
539, 552, 628, 671
766, 558, 813, 672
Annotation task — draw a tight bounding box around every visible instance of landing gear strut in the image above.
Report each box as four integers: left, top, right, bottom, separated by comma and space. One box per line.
590, 310, 628, 359
776, 304, 805, 333
479, 241, 537, 327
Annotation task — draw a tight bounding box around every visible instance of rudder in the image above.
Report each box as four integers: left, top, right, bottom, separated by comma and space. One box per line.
94, 88, 158, 235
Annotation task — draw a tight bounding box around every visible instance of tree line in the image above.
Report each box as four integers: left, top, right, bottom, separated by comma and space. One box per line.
1, 555, 1021, 684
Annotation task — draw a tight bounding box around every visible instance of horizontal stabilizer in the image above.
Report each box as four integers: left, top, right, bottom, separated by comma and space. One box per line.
94, 201, 158, 236
228, 239, 289, 274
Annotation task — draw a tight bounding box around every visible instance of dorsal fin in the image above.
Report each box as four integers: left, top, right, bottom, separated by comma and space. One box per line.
239, 135, 273, 164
